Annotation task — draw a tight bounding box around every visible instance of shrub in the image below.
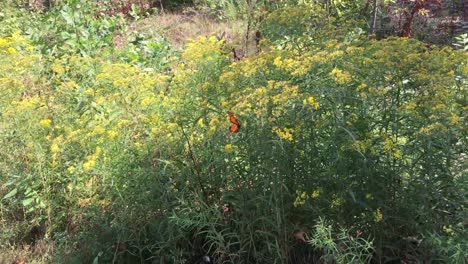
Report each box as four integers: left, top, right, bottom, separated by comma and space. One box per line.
1, 22, 466, 263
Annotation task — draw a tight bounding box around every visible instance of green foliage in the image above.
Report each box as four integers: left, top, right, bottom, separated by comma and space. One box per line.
260, 4, 329, 47
113, 31, 178, 70
308, 218, 374, 263
208, 36, 467, 262
260, 3, 367, 51
427, 225, 468, 263
0, 2, 38, 37
195, 0, 268, 20
28, 0, 124, 56
454, 33, 468, 51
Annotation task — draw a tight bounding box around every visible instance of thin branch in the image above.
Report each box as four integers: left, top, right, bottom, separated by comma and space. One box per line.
370, 0, 379, 35
179, 124, 209, 205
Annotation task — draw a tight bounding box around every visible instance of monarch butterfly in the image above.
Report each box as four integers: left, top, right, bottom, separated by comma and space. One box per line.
227, 111, 241, 137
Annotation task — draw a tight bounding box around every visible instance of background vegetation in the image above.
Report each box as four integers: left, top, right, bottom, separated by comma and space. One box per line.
0, 0, 467, 263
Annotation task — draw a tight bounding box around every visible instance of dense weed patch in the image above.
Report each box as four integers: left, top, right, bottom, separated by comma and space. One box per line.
0, 1, 467, 263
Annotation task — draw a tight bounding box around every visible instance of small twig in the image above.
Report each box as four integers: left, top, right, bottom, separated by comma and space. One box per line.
179, 125, 209, 204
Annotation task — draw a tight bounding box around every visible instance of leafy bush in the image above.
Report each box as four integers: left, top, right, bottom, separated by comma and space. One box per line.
308, 217, 374, 263
212, 35, 465, 262
27, 0, 124, 56
0, 2, 39, 37
260, 4, 329, 46
112, 31, 178, 70
260, 3, 367, 51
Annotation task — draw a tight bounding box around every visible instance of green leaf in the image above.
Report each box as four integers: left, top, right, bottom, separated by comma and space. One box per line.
22, 197, 34, 206
3, 188, 17, 199
61, 11, 74, 25
92, 251, 103, 264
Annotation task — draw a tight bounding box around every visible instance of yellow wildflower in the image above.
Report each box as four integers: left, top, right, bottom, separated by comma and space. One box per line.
331, 195, 343, 208
7, 47, 17, 54
449, 113, 459, 125
329, 67, 352, 84
39, 119, 52, 127
405, 102, 417, 110
83, 160, 95, 172
107, 130, 118, 140
273, 56, 283, 67
293, 190, 308, 207
68, 165, 76, 174
273, 127, 294, 141
384, 137, 402, 159
357, 83, 368, 91
442, 225, 455, 236
141, 96, 157, 107
84, 89, 94, 96
224, 144, 233, 152
303, 96, 320, 110
311, 189, 321, 198
374, 208, 383, 223
51, 143, 59, 154
197, 118, 205, 128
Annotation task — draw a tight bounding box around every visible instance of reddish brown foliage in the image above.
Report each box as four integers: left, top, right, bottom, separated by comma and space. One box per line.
401, 0, 442, 37
95, 0, 156, 18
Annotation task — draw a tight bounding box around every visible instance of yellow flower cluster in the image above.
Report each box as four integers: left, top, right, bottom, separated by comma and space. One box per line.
329, 67, 352, 84
273, 54, 315, 76
7, 47, 17, 54
331, 194, 343, 208
293, 190, 309, 207
219, 71, 235, 83
83, 146, 102, 172
52, 60, 66, 75
107, 130, 118, 140
419, 122, 447, 135
449, 113, 459, 125
442, 225, 455, 236
0, 32, 39, 78
10, 96, 44, 111
272, 127, 294, 141
238, 54, 271, 77
205, 117, 220, 136
39, 119, 52, 127
352, 139, 376, 155
50, 136, 64, 167
293, 188, 323, 207
0, 31, 31, 52
273, 56, 295, 70
271, 82, 300, 118
374, 208, 383, 223
311, 188, 321, 199
383, 136, 403, 159
183, 36, 228, 66
303, 96, 319, 110
224, 144, 233, 153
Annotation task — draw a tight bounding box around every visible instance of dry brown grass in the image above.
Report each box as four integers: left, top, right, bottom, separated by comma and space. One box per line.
0, 241, 53, 264
134, 11, 248, 50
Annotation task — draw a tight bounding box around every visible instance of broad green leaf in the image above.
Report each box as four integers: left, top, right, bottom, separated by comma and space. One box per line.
3, 188, 17, 199
22, 197, 34, 206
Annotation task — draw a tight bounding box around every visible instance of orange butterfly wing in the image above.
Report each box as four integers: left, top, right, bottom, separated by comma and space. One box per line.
227, 111, 241, 136
228, 112, 240, 125
229, 123, 240, 133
